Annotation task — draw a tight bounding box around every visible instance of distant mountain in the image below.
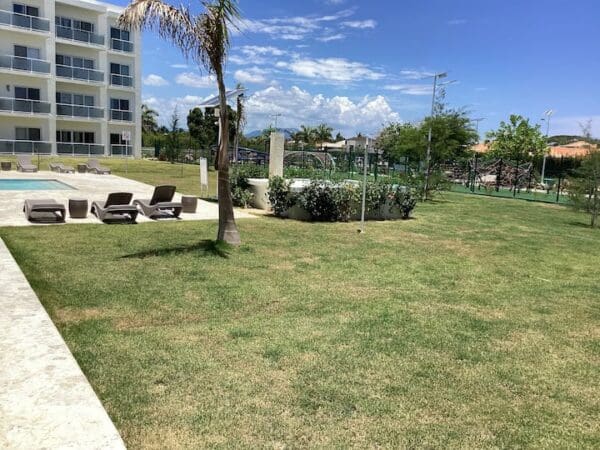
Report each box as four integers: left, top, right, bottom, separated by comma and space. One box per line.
245, 128, 298, 139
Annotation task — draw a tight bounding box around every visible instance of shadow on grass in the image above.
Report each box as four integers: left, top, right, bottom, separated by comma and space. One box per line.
121, 239, 231, 259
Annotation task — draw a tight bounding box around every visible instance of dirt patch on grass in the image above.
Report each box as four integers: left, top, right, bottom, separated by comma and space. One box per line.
54, 307, 105, 324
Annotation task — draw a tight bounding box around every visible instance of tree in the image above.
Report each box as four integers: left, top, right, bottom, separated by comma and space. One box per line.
233, 83, 246, 163
294, 125, 316, 145
141, 103, 159, 134
314, 123, 333, 143
569, 121, 600, 228
119, 0, 242, 244
486, 115, 546, 161
334, 132, 345, 142
187, 107, 217, 150
165, 109, 181, 163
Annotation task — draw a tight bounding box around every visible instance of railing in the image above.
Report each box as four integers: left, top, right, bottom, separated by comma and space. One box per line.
111, 38, 133, 52
0, 9, 50, 32
0, 55, 50, 74
0, 97, 51, 114
56, 25, 105, 45
57, 103, 104, 119
110, 110, 132, 121
57, 143, 105, 156
110, 145, 131, 156
0, 139, 51, 154
56, 64, 104, 82
110, 73, 133, 87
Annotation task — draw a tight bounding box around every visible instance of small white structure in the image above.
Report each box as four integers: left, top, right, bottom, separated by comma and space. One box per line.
269, 131, 284, 177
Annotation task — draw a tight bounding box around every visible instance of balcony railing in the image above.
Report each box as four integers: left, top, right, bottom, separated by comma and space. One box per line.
0, 55, 51, 74
110, 110, 132, 121
0, 97, 51, 114
56, 25, 105, 46
57, 143, 105, 156
56, 64, 104, 82
110, 74, 133, 87
57, 103, 104, 119
0, 139, 51, 154
0, 9, 50, 32
111, 38, 133, 52
110, 145, 132, 156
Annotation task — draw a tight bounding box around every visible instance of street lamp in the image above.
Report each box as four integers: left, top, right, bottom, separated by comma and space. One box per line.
540, 109, 554, 186
423, 71, 454, 201
472, 117, 485, 142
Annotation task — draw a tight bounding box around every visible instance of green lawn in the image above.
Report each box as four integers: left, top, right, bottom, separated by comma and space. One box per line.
1, 194, 599, 448
1, 156, 218, 197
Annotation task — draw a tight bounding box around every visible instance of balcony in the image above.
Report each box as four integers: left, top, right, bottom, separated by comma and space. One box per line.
0, 9, 50, 32
0, 139, 51, 154
56, 25, 105, 46
0, 97, 51, 114
57, 103, 104, 119
56, 64, 104, 83
111, 38, 133, 53
0, 55, 51, 74
57, 143, 105, 156
110, 74, 133, 87
110, 110, 132, 122
110, 144, 132, 156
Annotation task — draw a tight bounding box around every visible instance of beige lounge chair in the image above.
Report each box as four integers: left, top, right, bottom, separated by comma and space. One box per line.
91, 192, 138, 224
133, 185, 182, 219
17, 156, 38, 172
49, 162, 75, 173
23, 199, 66, 223
85, 159, 111, 174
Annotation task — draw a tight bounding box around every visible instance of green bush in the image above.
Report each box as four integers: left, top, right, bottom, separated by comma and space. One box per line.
268, 176, 293, 217
229, 165, 266, 208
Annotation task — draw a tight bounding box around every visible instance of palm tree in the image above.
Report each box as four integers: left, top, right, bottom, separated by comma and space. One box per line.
233, 83, 245, 163
141, 103, 159, 134
314, 123, 333, 145
119, 0, 242, 245
295, 125, 316, 145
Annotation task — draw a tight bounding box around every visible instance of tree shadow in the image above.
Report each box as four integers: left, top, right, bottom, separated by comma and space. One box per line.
566, 220, 596, 229
121, 239, 231, 259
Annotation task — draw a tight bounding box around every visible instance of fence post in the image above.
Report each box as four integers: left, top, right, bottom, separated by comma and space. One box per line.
513, 158, 519, 198
496, 158, 502, 192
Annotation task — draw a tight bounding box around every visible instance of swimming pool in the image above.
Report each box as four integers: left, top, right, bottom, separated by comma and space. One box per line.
0, 179, 75, 190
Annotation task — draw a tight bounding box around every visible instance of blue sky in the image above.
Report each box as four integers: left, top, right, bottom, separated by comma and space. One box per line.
118, 0, 600, 138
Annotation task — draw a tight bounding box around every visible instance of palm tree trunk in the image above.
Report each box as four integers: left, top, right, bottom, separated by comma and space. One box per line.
215, 67, 241, 245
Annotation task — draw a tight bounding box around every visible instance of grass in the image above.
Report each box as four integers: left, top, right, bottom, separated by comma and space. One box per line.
450, 182, 570, 204
1, 193, 599, 448
0, 156, 218, 197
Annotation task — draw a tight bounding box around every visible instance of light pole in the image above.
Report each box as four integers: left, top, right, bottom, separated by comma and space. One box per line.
540, 109, 553, 187
472, 117, 485, 142
423, 71, 451, 201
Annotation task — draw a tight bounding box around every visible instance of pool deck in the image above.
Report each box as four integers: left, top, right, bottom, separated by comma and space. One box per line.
0, 238, 126, 449
0, 170, 256, 226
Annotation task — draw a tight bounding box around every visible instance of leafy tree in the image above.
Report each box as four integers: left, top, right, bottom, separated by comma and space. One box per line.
164, 109, 181, 163
334, 132, 345, 142
294, 125, 316, 145
232, 83, 246, 163
568, 121, 600, 228
486, 115, 546, 161
314, 123, 333, 143
141, 103, 159, 146
187, 107, 217, 150
120, 0, 243, 244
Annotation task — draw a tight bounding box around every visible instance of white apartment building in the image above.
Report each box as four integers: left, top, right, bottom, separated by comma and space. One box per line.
0, 0, 142, 158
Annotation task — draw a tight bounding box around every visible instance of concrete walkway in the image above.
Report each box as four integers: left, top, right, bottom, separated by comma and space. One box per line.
0, 238, 125, 449
0, 170, 255, 226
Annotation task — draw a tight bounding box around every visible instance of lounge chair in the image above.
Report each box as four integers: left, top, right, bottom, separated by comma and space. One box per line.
49, 162, 75, 173
17, 156, 38, 173
23, 199, 66, 223
85, 158, 111, 174
133, 185, 182, 219
91, 192, 138, 224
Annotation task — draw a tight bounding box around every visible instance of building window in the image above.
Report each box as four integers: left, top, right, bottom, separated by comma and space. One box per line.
14, 45, 40, 59
56, 92, 94, 106
56, 54, 95, 69
16, 127, 41, 141
55, 16, 94, 32
57, 130, 95, 143
13, 3, 39, 17
15, 86, 40, 100
110, 63, 130, 77
110, 98, 130, 111
110, 27, 130, 42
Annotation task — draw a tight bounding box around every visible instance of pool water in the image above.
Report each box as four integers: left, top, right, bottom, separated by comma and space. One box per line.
0, 179, 75, 190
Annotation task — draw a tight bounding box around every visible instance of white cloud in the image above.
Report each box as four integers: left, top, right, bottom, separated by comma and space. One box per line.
175, 72, 215, 88
384, 84, 432, 95
317, 33, 345, 42
400, 70, 434, 80
244, 85, 400, 136
342, 19, 376, 29
142, 95, 214, 125
234, 67, 269, 84
170, 63, 188, 69
279, 57, 384, 83
143, 74, 169, 87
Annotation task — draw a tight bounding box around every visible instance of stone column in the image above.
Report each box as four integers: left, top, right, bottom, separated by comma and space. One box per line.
269, 132, 284, 178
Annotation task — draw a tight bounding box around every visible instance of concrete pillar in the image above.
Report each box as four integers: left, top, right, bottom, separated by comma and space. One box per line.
269, 132, 284, 178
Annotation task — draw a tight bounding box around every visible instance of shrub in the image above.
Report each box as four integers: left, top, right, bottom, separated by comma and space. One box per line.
229, 165, 266, 208
391, 187, 417, 219
268, 176, 293, 217
297, 181, 360, 222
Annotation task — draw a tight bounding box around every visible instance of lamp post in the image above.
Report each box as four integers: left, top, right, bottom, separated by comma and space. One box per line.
472, 117, 485, 142
423, 71, 451, 201
540, 109, 553, 187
